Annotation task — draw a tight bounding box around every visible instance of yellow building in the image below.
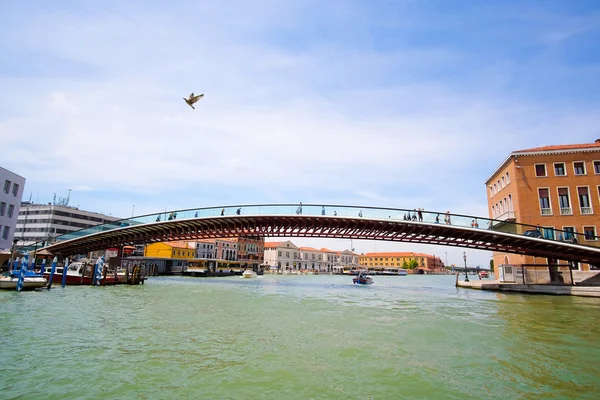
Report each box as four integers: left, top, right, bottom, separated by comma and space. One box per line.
144, 241, 195, 259
359, 252, 444, 272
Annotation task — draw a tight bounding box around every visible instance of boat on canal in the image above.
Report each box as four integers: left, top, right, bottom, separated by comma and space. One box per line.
353, 273, 374, 285
42, 261, 122, 285
0, 270, 47, 290
242, 269, 258, 279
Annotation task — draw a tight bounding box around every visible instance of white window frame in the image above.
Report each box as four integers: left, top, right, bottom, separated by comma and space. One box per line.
573, 161, 586, 176
576, 186, 593, 215
593, 160, 600, 175
501, 176, 505, 188
583, 226, 597, 241
553, 162, 567, 176
489, 186, 493, 197
534, 163, 547, 177
506, 172, 510, 184
538, 187, 552, 215
557, 186, 572, 215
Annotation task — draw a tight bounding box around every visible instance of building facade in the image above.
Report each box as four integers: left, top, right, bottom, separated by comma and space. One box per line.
359, 252, 444, 272
144, 241, 196, 259
264, 241, 300, 271
485, 139, 600, 272
15, 203, 120, 247
0, 167, 25, 250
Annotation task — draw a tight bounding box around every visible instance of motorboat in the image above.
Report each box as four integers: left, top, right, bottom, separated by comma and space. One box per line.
478, 271, 490, 279
352, 274, 374, 285
242, 269, 258, 279
0, 270, 47, 290
43, 261, 121, 285
398, 269, 408, 276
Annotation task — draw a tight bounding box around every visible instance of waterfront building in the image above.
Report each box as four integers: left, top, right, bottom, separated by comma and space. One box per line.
194, 239, 216, 259
15, 202, 119, 248
231, 236, 264, 268
336, 249, 360, 269
0, 167, 25, 250
298, 246, 325, 271
485, 139, 600, 273
264, 241, 301, 271
359, 252, 444, 273
144, 241, 195, 259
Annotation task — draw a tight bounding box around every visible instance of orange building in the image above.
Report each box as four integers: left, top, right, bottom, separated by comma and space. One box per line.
358, 252, 444, 273
485, 139, 600, 273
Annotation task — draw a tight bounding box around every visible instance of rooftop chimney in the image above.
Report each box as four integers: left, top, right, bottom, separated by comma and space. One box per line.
596, 138, 600, 143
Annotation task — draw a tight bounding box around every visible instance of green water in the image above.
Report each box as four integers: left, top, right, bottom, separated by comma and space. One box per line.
1, 275, 599, 399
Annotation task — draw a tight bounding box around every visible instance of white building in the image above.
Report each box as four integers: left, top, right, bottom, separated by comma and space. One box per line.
298, 246, 325, 271
264, 241, 300, 271
337, 250, 359, 268
0, 167, 25, 250
193, 239, 216, 259
15, 203, 120, 247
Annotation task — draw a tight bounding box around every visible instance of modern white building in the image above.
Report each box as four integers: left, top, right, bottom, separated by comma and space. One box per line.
15, 203, 120, 247
0, 167, 25, 250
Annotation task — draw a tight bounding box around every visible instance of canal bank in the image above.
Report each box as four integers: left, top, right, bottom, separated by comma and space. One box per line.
456, 276, 600, 297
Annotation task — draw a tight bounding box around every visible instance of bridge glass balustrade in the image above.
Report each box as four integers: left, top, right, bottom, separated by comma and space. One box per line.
34, 204, 598, 249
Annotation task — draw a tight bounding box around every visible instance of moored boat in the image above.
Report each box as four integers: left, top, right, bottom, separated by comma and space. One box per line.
0, 271, 47, 290
478, 270, 489, 279
398, 269, 408, 276
43, 261, 121, 285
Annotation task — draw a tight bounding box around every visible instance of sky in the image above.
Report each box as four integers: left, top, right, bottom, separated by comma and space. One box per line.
2, 0, 600, 267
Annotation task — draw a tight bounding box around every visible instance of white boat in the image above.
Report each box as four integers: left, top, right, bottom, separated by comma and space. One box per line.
398, 269, 408, 276
242, 269, 257, 279
0, 271, 47, 290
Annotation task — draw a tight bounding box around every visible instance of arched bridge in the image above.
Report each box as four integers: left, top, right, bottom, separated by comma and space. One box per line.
43, 204, 600, 265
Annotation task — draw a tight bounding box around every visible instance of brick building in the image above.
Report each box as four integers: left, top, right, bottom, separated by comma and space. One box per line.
485, 139, 600, 273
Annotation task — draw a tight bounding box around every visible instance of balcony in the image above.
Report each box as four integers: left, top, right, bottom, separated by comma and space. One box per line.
495, 211, 516, 222
581, 207, 593, 215
540, 208, 552, 215
560, 207, 572, 215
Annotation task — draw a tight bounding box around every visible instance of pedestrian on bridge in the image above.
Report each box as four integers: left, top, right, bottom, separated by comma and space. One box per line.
236, 208, 241, 215
321, 206, 325, 215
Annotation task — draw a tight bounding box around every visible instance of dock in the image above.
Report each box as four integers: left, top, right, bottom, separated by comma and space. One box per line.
456, 274, 600, 297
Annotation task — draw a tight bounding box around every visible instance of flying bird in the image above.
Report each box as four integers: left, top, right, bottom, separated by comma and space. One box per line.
183, 93, 204, 109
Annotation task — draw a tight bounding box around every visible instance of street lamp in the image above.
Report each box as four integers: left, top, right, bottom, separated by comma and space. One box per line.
463, 251, 469, 282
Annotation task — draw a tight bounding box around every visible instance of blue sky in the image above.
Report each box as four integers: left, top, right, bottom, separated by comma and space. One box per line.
2, 0, 599, 266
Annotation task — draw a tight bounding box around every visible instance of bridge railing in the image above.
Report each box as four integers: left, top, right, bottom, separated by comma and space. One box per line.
29, 204, 600, 250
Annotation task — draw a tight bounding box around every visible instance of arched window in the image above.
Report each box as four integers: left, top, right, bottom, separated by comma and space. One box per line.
506, 172, 510, 184
501, 176, 505, 188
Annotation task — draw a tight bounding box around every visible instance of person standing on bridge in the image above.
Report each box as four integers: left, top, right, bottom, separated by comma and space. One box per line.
417, 208, 423, 222
358, 210, 363, 218
221, 208, 224, 216
321, 206, 325, 215
236, 208, 241, 215
297, 202, 303, 215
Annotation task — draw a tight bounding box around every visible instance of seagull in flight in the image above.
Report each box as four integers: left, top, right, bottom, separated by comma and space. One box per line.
183, 93, 204, 109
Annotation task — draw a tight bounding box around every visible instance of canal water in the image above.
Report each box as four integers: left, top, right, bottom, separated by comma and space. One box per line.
1, 275, 599, 399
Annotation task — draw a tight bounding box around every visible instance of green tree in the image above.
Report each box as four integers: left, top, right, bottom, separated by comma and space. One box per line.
408, 259, 419, 270
489, 259, 494, 272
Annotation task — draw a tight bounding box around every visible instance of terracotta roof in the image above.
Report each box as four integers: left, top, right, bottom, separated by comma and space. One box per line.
264, 241, 286, 248
515, 141, 600, 153
319, 248, 336, 252
298, 246, 319, 251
